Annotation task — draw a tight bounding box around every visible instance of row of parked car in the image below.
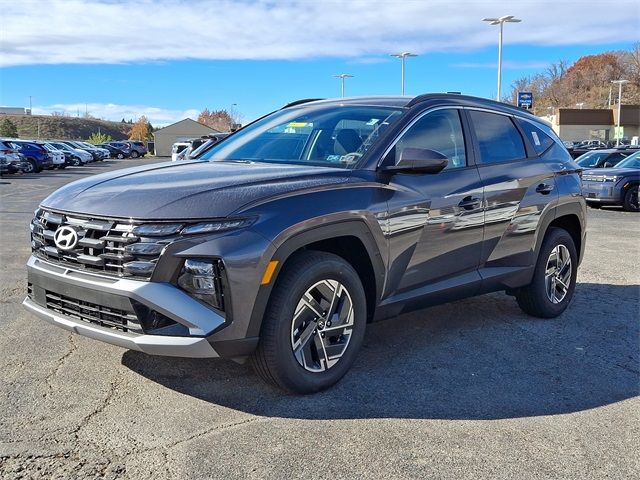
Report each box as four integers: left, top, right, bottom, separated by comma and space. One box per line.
170, 133, 229, 162
0, 139, 148, 174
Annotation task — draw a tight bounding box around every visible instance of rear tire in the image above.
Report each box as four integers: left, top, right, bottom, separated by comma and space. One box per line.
623, 185, 639, 212
130, 150, 139, 158
516, 227, 577, 318
250, 251, 367, 394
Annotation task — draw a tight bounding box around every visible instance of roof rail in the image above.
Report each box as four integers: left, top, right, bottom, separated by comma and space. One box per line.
281, 98, 324, 109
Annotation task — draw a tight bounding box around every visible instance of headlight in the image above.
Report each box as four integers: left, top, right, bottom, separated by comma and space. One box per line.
603, 175, 618, 182
132, 223, 184, 236
177, 259, 225, 310
181, 218, 254, 235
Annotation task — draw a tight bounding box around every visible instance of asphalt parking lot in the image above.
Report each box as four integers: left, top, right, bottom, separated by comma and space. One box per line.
1, 159, 638, 479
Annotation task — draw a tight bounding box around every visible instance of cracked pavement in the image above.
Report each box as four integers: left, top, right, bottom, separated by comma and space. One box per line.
1, 159, 639, 479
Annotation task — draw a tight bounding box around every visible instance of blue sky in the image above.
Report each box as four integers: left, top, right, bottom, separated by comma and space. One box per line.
1, 1, 638, 125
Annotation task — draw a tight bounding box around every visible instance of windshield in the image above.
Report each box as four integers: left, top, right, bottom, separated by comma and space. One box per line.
576, 151, 609, 167
199, 105, 404, 168
614, 151, 640, 169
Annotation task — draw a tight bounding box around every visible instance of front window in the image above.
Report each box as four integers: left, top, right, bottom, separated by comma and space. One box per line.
576, 152, 608, 167
614, 152, 640, 169
199, 105, 403, 168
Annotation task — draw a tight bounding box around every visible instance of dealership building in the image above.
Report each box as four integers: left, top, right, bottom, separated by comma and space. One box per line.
542, 104, 640, 142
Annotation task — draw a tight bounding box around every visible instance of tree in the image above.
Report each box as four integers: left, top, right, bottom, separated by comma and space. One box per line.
128, 116, 152, 141
0, 118, 18, 137
197, 108, 233, 132
87, 132, 113, 145
507, 46, 640, 114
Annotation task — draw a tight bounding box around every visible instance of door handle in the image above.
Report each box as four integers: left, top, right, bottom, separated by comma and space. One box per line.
536, 183, 554, 195
458, 196, 481, 210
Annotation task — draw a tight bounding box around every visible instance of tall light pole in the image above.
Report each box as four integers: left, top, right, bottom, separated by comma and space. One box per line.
612, 79, 629, 146
390, 52, 417, 95
333, 74, 354, 98
482, 15, 522, 101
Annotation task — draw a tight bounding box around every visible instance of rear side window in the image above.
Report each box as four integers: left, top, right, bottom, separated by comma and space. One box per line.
469, 110, 526, 164
516, 119, 555, 155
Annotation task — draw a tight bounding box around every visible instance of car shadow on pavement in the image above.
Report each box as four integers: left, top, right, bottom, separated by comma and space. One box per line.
122, 282, 639, 420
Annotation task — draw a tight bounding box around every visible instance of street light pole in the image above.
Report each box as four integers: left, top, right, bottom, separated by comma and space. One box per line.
333, 74, 354, 98
390, 52, 417, 95
612, 79, 629, 146
482, 15, 522, 101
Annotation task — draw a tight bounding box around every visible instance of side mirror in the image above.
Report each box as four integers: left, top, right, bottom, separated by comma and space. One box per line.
382, 148, 448, 174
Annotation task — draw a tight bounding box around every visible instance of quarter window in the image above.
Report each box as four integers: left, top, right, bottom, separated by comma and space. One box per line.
469, 110, 526, 164
392, 109, 467, 169
516, 118, 555, 155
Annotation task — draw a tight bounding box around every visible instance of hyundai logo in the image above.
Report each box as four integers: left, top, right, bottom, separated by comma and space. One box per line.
54, 226, 79, 250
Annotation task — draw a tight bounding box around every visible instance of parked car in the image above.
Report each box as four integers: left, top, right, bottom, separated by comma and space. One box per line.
4, 140, 53, 173
0, 140, 27, 172
96, 143, 129, 159
24, 94, 586, 393
0, 152, 22, 174
62, 141, 104, 161
107, 141, 133, 157
76, 141, 110, 159
128, 141, 148, 158
575, 149, 630, 169
582, 151, 640, 211
40, 142, 66, 169
189, 133, 230, 160
171, 141, 190, 161
48, 141, 92, 166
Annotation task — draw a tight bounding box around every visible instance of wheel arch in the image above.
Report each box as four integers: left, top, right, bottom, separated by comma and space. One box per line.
246, 221, 385, 338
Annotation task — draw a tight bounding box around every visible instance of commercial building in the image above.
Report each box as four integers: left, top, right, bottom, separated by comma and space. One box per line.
152, 118, 221, 156
543, 104, 640, 143
0, 107, 29, 115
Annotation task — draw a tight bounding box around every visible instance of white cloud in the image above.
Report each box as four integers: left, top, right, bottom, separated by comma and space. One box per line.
32, 103, 199, 126
1, 0, 638, 67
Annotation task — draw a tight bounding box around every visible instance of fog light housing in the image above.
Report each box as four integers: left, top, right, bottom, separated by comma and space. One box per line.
177, 259, 225, 311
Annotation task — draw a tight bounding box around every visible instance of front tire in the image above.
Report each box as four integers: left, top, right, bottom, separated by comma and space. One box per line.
250, 251, 367, 394
623, 185, 639, 212
117, 153, 124, 159
516, 227, 577, 318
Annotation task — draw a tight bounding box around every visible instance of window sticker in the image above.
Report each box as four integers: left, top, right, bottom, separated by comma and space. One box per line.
531, 131, 541, 146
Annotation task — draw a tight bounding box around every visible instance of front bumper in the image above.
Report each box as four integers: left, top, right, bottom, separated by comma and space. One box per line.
24, 256, 224, 357
583, 182, 619, 204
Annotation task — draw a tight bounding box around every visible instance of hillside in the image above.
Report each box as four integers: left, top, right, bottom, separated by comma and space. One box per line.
1, 114, 132, 141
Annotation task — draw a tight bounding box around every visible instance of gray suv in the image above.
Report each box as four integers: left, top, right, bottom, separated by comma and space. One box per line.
24, 95, 586, 393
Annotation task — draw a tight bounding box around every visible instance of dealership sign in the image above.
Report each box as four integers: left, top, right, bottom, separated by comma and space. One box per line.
518, 92, 533, 109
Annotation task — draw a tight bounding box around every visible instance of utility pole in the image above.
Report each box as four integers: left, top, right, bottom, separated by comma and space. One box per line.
611, 79, 629, 146
390, 52, 417, 96
482, 15, 522, 101
333, 74, 354, 97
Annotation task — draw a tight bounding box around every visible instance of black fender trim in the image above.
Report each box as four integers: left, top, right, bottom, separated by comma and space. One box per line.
245, 220, 386, 338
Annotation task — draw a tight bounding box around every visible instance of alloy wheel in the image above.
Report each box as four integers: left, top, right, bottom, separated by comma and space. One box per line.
290, 279, 354, 372
544, 244, 572, 304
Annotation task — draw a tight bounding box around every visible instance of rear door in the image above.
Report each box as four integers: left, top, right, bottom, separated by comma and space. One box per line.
466, 109, 559, 273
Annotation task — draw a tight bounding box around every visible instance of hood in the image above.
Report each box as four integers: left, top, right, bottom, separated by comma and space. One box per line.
583, 167, 638, 176
41, 160, 353, 220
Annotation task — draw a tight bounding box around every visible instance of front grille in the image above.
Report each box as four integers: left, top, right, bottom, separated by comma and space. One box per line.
44, 290, 142, 334
30, 209, 179, 279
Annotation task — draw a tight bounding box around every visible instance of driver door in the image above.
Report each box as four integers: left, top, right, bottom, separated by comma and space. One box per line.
384, 108, 484, 296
